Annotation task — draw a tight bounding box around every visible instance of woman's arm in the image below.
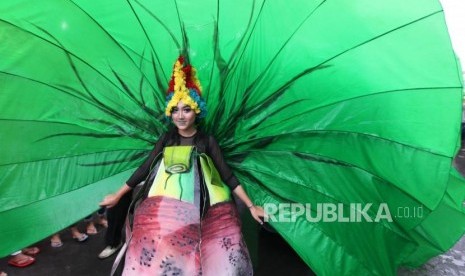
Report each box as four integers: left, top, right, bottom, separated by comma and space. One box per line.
207, 135, 264, 224
100, 134, 166, 208
233, 185, 265, 224
126, 134, 166, 187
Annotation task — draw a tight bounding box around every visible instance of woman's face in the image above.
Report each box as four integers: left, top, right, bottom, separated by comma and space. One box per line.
171, 101, 197, 135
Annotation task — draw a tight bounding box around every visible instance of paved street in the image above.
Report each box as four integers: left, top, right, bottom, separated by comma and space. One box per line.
399, 235, 465, 276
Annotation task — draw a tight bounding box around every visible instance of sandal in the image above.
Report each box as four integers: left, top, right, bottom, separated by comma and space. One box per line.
8, 253, 35, 267
86, 224, 98, 235
21, 247, 40, 256
73, 233, 88, 242
51, 240, 63, 248
96, 216, 108, 228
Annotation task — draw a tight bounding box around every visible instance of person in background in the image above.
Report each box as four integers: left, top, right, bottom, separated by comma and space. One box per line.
50, 225, 88, 248
6, 246, 40, 268
97, 192, 132, 259
86, 207, 108, 235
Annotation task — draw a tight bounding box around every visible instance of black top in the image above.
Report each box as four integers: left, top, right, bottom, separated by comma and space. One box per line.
126, 129, 240, 190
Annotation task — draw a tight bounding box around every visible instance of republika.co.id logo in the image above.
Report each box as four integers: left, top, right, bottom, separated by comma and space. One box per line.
264, 203, 424, 223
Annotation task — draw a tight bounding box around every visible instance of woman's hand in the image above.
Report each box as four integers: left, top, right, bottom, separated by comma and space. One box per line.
99, 193, 120, 208
249, 205, 265, 225
99, 183, 132, 208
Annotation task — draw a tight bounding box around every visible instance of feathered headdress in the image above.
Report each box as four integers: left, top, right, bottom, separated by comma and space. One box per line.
165, 56, 207, 118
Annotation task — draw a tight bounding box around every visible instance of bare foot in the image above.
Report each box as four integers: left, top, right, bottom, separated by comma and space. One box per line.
70, 227, 88, 242
8, 253, 35, 267
96, 216, 108, 228
86, 222, 98, 235
50, 234, 63, 247
21, 247, 40, 256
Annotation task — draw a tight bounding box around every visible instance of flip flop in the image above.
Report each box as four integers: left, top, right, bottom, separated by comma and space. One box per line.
21, 247, 40, 256
86, 225, 98, 235
97, 217, 108, 228
73, 233, 88, 242
8, 254, 35, 268
51, 240, 63, 248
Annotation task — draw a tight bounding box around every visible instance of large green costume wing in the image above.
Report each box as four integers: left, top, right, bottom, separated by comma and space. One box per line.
1, 1, 464, 275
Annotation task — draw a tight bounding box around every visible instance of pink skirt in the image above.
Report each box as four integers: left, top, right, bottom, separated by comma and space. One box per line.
123, 196, 253, 276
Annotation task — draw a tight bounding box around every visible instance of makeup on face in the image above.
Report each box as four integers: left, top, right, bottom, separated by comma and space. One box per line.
172, 101, 197, 136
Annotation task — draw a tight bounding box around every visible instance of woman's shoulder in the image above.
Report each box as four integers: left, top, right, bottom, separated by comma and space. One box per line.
194, 130, 210, 144
193, 131, 218, 154
197, 131, 219, 144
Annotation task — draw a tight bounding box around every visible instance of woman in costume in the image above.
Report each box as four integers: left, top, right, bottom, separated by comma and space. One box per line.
100, 56, 264, 276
